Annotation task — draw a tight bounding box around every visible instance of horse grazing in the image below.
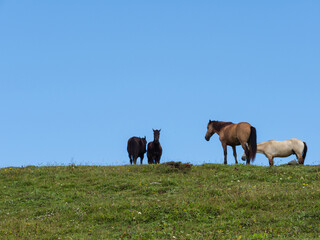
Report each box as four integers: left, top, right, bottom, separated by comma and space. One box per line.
147, 129, 162, 164
127, 136, 147, 165
205, 120, 257, 165
241, 138, 307, 166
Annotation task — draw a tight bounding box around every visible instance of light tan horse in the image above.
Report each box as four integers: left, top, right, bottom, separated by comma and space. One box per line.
205, 120, 257, 165
241, 138, 307, 166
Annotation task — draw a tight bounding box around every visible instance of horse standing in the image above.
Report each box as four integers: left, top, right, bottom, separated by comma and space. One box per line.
205, 120, 257, 165
147, 129, 162, 164
241, 138, 307, 166
127, 136, 147, 165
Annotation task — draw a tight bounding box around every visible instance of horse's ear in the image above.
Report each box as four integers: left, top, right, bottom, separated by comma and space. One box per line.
159, 129, 161, 132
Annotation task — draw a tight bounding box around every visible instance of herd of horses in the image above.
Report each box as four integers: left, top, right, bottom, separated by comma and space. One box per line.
127, 120, 308, 166
127, 129, 162, 165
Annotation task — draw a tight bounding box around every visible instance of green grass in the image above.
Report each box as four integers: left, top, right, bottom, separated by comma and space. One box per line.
1, 163, 320, 239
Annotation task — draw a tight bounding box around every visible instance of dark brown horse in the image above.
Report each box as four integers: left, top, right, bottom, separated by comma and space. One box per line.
205, 120, 257, 165
127, 136, 147, 165
147, 129, 162, 164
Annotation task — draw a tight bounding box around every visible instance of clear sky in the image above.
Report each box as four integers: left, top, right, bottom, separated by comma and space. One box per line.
0, 1, 319, 168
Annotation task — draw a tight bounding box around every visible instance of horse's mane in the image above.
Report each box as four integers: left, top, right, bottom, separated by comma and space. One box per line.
210, 121, 233, 131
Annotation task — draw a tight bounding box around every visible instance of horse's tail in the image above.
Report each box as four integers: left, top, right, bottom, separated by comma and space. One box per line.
248, 126, 257, 162
302, 141, 308, 161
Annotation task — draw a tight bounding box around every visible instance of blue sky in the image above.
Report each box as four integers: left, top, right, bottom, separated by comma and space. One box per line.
0, 1, 319, 167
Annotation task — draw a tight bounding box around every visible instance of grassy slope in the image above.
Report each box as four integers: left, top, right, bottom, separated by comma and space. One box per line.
1, 163, 320, 239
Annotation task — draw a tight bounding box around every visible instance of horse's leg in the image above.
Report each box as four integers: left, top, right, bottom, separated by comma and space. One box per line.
267, 155, 274, 166
232, 146, 238, 164
222, 142, 227, 165
149, 156, 155, 164
140, 155, 144, 165
292, 148, 304, 164
129, 155, 133, 165
133, 156, 137, 165
147, 153, 152, 164
296, 153, 304, 164
241, 143, 250, 165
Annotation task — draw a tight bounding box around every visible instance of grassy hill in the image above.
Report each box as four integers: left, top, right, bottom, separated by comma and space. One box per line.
1, 163, 320, 239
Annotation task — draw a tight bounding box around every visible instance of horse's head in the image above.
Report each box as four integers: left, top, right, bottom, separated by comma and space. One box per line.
141, 136, 147, 153
205, 120, 215, 141
153, 129, 161, 142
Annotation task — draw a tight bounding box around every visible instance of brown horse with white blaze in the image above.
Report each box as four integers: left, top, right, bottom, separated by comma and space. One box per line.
205, 120, 257, 165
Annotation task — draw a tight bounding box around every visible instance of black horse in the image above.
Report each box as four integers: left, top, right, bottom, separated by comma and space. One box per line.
147, 129, 162, 164
127, 136, 147, 165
